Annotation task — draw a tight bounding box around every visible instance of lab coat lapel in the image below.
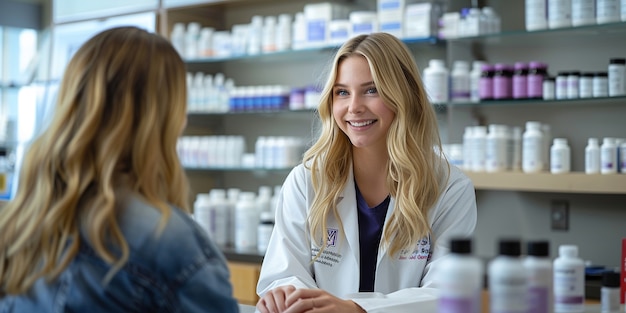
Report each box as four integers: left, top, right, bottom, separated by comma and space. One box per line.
335, 168, 360, 268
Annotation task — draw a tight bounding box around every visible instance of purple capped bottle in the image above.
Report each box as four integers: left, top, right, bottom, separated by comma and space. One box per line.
513, 62, 528, 99
479, 64, 494, 101
527, 61, 548, 99
493, 63, 512, 100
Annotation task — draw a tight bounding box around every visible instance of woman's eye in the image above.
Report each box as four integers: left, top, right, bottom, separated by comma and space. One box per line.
366, 87, 378, 94
335, 89, 348, 96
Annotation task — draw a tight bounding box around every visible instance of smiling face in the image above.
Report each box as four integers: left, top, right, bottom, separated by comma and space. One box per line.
332, 55, 395, 152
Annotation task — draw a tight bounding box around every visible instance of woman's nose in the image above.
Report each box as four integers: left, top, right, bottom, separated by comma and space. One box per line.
347, 95, 364, 114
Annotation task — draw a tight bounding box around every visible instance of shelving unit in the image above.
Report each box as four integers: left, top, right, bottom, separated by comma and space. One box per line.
465, 171, 626, 194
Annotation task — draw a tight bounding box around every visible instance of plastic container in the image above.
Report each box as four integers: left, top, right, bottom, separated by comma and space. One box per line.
479, 64, 494, 100
513, 62, 528, 99
437, 238, 483, 313
597, 0, 621, 24
593, 72, 609, 97
470, 61, 487, 103
556, 72, 569, 99
523, 121, 545, 173
526, 0, 548, 30
234, 192, 260, 252
600, 271, 620, 313
257, 211, 274, 254
463, 126, 474, 171
350, 11, 378, 37
527, 62, 548, 99
543, 77, 556, 100
523, 241, 553, 313
485, 124, 509, 172
471, 126, 487, 172
548, 0, 573, 28
493, 63, 512, 100
550, 138, 571, 174
585, 138, 601, 174
567, 71, 580, 99
572, 0, 596, 26
553, 245, 585, 313
451, 60, 471, 102
489, 239, 527, 313
608, 58, 626, 97
423, 59, 449, 104
601, 137, 618, 174
579, 72, 594, 98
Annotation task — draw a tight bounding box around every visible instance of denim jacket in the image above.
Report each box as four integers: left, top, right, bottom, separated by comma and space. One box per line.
0, 193, 240, 313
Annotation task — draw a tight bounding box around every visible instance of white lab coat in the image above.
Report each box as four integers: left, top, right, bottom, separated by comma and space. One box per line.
257, 162, 477, 312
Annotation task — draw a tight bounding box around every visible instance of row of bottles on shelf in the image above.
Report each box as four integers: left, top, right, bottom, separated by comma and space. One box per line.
438, 5, 501, 39
178, 135, 306, 170
423, 56, 626, 104
439, 238, 620, 313
187, 71, 321, 113
193, 186, 280, 254
443, 121, 626, 174
170, 1, 501, 60
526, 0, 626, 31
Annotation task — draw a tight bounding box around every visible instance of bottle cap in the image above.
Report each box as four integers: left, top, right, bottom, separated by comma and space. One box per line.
498, 239, 521, 256
527, 241, 549, 257
559, 245, 578, 258
450, 238, 472, 254
602, 271, 620, 288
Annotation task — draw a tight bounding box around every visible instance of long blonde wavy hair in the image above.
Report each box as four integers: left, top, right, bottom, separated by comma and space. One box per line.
0, 26, 190, 294
304, 33, 447, 257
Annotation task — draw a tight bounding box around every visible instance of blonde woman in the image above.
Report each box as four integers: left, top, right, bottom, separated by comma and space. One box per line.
256, 33, 477, 313
0, 27, 239, 312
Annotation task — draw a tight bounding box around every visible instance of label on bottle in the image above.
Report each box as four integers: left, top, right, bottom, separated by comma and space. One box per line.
554, 266, 585, 311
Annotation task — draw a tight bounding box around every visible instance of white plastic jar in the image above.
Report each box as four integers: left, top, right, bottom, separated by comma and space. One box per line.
349, 11, 378, 37
608, 58, 626, 97
597, 0, 621, 24
523, 121, 545, 173
550, 138, 571, 174
423, 59, 449, 104
553, 245, 585, 313
572, 0, 596, 26
486, 124, 509, 173
526, 0, 548, 30
548, 0, 572, 28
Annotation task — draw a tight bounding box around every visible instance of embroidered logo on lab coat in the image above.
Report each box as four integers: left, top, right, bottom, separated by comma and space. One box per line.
327, 228, 338, 247
398, 237, 431, 260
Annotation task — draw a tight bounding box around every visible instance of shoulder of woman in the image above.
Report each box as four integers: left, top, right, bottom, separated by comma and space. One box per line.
118, 194, 225, 276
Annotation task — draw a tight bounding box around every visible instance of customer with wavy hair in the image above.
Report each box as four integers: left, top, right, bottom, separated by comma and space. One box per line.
0, 26, 239, 312
257, 33, 477, 313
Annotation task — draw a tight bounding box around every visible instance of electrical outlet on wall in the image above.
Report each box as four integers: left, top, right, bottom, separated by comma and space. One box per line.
551, 200, 569, 231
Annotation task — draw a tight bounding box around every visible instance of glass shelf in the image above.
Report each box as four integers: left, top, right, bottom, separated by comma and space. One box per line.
447, 21, 626, 47
183, 36, 441, 64
187, 108, 316, 117
445, 95, 626, 108
184, 166, 294, 172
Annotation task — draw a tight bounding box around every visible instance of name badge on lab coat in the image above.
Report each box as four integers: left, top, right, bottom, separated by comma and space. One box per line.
398, 237, 430, 261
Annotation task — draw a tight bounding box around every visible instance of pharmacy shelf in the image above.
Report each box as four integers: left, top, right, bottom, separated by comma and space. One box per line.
448, 21, 626, 47
465, 171, 626, 194
185, 166, 293, 173
187, 108, 316, 116
183, 36, 441, 64
446, 95, 626, 108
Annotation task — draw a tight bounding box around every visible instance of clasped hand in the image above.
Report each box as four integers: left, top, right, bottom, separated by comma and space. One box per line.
256, 285, 366, 313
